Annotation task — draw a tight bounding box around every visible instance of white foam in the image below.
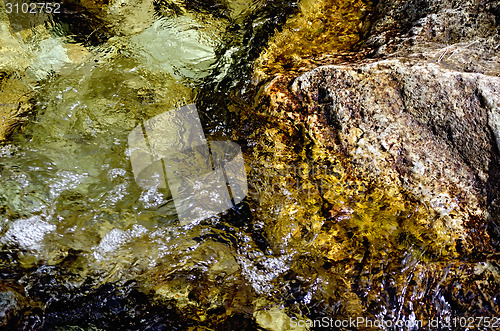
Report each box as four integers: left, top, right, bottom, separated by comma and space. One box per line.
2, 216, 56, 250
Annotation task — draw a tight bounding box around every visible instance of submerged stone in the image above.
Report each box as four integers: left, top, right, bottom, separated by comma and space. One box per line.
255, 0, 372, 80
129, 14, 225, 80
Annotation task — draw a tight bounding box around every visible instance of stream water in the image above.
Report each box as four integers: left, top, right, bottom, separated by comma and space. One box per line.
0, 1, 304, 329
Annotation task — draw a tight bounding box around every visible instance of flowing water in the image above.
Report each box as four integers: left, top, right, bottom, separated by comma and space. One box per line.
1, 1, 497, 330
0, 1, 303, 329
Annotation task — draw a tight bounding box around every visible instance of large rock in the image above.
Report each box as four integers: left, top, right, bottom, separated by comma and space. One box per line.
244, 0, 500, 322
251, 0, 500, 255
364, 0, 500, 77
289, 59, 500, 252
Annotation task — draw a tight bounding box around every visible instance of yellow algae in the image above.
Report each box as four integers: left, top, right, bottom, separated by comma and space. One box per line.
246, 115, 460, 264
0, 73, 34, 141
255, 0, 372, 79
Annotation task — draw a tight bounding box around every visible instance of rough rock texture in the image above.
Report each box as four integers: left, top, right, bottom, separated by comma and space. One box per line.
364, 0, 500, 77
254, 0, 500, 251
368, 0, 500, 239
245, 0, 500, 323
290, 59, 500, 251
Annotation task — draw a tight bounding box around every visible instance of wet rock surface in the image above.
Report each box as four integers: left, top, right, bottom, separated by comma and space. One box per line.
364, 0, 500, 76
0, 74, 35, 142
244, 0, 500, 324
288, 59, 500, 253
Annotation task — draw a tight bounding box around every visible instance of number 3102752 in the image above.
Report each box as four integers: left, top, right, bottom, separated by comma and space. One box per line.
5, 2, 61, 14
